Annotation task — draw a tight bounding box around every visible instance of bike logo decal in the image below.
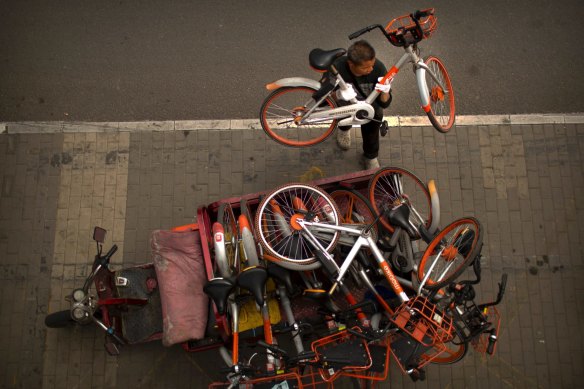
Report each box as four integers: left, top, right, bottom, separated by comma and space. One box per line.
381, 261, 402, 293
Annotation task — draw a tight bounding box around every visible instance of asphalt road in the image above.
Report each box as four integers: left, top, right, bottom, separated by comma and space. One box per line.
1, 0, 583, 122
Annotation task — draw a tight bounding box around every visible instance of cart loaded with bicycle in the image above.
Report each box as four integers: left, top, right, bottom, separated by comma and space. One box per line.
46, 165, 507, 388
45, 10, 506, 389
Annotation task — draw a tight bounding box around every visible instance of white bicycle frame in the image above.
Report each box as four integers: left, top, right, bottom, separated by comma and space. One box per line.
297, 218, 415, 305
294, 45, 446, 128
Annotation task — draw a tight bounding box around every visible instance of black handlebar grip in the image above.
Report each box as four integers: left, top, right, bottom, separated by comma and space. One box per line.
346, 327, 375, 341
413, 9, 432, 20
500, 273, 508, 291
348, 27, 368, 40
257, 340, 288, 357
103, 244, 118, 263
348, 24, 379, 40
487, 331, 497, 355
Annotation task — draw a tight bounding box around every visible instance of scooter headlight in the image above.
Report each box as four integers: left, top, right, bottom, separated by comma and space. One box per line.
72, 307, 87, 320
72, 289, 86, 302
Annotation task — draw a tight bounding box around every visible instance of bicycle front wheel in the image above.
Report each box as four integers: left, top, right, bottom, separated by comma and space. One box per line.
368, 167, 432, 238
259, 86, 338, 147
417, 217, 483, 290
255, 183, 340, 268
422, 56, 455, 133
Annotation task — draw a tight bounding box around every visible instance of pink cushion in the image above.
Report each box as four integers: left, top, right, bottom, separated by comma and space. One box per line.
151, 229, 208, 346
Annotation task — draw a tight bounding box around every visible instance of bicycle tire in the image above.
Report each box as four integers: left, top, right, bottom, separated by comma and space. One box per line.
427, 328, 468, 365
423, 56, 455, 133
217, 202, 238, 275
238, 213, 260, 268
212, 222, 231, 278
259, 86, 338, 147
254, 183, 340, 267
368, 166, 432, 238
239, 199, 257, 238
417, 217, 483, 290
330, 188, 379, 242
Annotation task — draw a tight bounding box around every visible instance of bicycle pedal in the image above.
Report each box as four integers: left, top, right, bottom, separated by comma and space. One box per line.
380, 121, 389, 137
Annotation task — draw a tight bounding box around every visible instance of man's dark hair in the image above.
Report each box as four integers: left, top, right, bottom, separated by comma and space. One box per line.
347, 40, 376, 64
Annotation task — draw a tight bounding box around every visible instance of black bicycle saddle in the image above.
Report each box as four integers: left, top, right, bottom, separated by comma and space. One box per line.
203, 277, 234, 315
309, 48, 347, 71
267, 263, 294, 295
237, 266, 268, 306
386, 203, 418, 238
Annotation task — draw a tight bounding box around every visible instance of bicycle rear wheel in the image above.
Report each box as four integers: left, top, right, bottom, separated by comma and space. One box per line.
330, 188, 379, 242
238, 213, 260, 268
368, 167, 431, 238
259, 86, 338, 147
423, 56, 455, 133
216, 202, 238, 276
417, 217, 482, 290
255, 183, 340, 268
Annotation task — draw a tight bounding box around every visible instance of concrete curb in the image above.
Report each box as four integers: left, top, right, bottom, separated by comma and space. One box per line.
2, 113, 584, 134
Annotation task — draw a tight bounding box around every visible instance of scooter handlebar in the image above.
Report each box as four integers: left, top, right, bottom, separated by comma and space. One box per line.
101, 244, 118, 265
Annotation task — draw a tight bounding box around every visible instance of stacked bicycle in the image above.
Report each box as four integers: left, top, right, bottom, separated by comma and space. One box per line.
204, 164, 506, 388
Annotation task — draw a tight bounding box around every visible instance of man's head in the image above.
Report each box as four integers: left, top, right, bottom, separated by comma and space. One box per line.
347, 40, 376, 76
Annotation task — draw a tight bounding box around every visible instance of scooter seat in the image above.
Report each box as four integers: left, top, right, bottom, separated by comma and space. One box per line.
203, 278, 234, 315
237, 266, 267, 306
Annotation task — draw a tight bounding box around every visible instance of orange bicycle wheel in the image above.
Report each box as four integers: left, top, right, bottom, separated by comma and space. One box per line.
254, 183, 340, 267
417, 217, 482, 290
216, 202, 238, 275
368, 167, 431, 238
424, 56, 455, 132
331, 188, 379, 241
259, 86, 338, 147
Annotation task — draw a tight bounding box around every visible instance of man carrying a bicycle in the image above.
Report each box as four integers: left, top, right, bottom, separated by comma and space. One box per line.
331, 40, 392, 170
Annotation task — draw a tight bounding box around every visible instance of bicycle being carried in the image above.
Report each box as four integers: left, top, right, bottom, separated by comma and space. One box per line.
260, 8, 455, 147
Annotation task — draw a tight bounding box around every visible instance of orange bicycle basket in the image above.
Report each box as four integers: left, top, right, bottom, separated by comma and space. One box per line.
384, 8, 437, 46
472, 306, 502, 354
311, 327, 372, 383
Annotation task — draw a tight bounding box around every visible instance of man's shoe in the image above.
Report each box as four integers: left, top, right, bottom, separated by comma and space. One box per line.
336, 130, 351, 150
363, 157, 380, 170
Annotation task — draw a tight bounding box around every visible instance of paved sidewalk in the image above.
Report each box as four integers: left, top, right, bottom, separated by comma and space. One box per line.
0, 117, 583, 389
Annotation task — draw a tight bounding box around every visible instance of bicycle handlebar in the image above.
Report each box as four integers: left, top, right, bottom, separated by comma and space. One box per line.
348, 24, 384, 40
257, 339, 289, 358
348, 9, 435, 42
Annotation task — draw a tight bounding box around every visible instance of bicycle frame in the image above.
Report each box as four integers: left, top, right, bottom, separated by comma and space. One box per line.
297, 218, 410, 308
302, 45, 447, 127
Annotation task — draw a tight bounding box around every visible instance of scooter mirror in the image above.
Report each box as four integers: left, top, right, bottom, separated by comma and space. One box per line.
93, 227, 107, 243
104, 340, 120, 356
